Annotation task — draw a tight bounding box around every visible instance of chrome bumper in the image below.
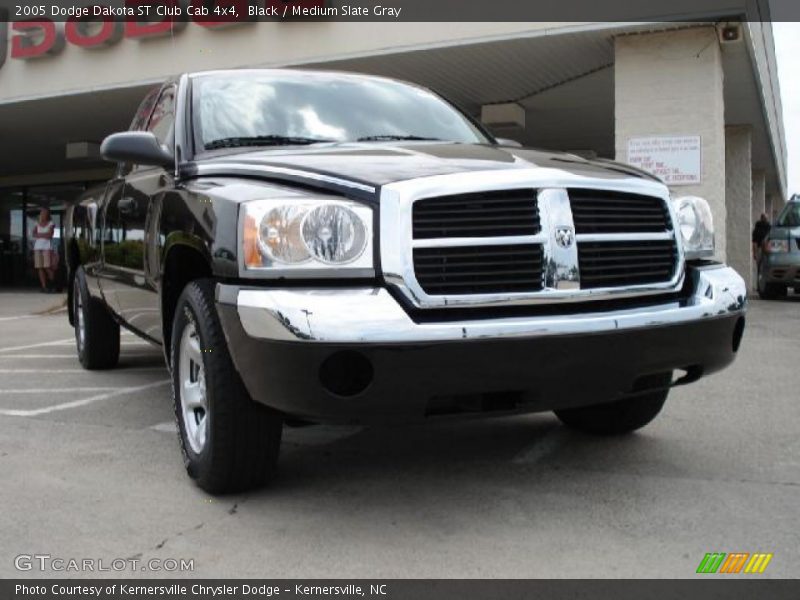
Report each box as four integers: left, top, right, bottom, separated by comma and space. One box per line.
217, 265, 746, 344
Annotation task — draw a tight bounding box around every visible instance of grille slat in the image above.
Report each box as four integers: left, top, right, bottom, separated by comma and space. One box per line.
413, 189, 539, 239
417, 270, 542, 278
414, 248, 541, 261
418, 206, 537, 217
413, 244, 543, 295
415, 213, 540, 224
578, 240, 677, 289
581, 261, 675, 271
572, 205, 665, 214
414, 224, 538, 235
416, 259, 542, 269
570, 190, 670, 234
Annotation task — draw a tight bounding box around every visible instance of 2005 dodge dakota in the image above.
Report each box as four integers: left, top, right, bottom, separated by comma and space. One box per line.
65, 70, 747, 493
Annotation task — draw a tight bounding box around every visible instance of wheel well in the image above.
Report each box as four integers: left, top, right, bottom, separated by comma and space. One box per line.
161, 245, 212, 364
66, 239, 81, 325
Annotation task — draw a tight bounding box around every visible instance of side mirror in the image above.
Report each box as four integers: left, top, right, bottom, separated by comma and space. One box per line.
495, 137, 522, 148
101, 132, 174, 168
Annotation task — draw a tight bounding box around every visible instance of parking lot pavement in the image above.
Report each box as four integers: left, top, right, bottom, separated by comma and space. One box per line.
0, 293, 798, 579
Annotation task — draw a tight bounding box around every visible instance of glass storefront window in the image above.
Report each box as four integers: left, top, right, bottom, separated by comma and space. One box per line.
1, 183, 98, 287
0, 189, 25, 286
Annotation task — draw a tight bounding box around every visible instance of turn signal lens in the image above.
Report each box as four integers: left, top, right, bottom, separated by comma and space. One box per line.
243, 214, 262, 268
258, 206, 310, 264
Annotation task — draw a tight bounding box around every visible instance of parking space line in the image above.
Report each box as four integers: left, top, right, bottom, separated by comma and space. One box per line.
0, 353, 157, 359
0, 339, 153, 354
0, 368, 165, 373
30, 341, 153, 347
150, 421, 177, 433
0, 387, 117, 394
0, 338, 75, 354
0, 315, 42, 322
0, 380, 170, 417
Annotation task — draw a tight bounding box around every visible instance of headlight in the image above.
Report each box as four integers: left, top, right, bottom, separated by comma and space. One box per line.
302, 204, 368, 264
241, 199, 373, 277
671, 196, 714, 259
764, 239, 789, 254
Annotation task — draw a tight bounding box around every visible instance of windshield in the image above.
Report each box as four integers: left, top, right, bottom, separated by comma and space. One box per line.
776, 202, 800, 227
192, 72, 489, 151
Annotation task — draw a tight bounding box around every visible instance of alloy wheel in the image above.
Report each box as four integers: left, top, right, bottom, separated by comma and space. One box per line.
179, 321, 208, 454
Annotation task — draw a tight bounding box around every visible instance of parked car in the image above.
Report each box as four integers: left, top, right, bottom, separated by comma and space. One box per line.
757, 195, 800, 299
65, 70, 747, 493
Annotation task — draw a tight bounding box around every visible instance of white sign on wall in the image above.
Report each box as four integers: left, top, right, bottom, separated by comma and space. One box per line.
627, 135, 702, 185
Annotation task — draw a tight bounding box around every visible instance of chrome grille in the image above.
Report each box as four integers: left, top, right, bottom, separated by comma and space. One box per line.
412, 189, 540, 239
413, 244, 544, 295
569, 189, 671, 234
578, 240, 678, 289
381, 173, 683, 310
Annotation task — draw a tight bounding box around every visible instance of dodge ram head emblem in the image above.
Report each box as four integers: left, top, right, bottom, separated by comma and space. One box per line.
554, 226, 575, 249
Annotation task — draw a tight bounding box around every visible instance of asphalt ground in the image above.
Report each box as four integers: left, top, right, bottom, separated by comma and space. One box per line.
0, 291, 798, 579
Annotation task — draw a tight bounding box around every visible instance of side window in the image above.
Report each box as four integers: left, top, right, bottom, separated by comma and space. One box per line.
118, 88, 160, 177
147, 86, 176, 148
130, 88, 160, 132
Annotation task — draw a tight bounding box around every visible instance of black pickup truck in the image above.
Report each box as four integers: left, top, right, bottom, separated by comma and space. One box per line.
66, 69, 747, 493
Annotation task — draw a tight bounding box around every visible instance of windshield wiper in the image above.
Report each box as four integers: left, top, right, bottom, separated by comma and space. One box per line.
205, 135, 336, 150
356, 135, 442, 142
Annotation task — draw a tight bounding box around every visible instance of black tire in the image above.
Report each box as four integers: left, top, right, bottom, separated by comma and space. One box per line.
757, 263, 787, 300
73, 267, 120, 370
554, 381, 669, 435
171, 279, 283, 494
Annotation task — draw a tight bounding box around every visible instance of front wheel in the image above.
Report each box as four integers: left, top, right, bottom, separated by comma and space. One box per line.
171, 279, 283, 494
554, 385, 669, 435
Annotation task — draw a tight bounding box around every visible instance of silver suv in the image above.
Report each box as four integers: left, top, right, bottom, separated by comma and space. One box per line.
757, 195, 800, 299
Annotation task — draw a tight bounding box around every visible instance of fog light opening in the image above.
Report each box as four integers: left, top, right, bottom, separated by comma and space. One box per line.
319, 351, 374, 397
732, 317, 745, 353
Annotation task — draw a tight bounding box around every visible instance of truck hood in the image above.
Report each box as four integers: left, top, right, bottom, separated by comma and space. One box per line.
188, 142, 661, 201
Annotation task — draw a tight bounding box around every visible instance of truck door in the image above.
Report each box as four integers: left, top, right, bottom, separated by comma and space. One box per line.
102, 85, 176, 343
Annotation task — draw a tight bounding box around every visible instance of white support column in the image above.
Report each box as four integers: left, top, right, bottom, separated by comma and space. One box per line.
615, 27, 726, 259
724, 126, 753, 287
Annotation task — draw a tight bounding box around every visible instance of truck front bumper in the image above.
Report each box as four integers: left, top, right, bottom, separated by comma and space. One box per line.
216, 265, 747, 423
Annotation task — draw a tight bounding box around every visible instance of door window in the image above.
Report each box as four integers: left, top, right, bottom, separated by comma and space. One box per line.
130, 87, 160, 132
147, 86, 176, 148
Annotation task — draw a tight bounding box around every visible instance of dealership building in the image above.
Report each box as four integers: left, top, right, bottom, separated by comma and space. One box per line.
0, 5, 788, 289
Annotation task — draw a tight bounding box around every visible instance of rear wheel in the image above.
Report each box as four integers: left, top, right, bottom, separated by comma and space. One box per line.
757, 263, 787, 300
73, 267, 120, 370
554, 380, 670, 435
171, 279, 283, 494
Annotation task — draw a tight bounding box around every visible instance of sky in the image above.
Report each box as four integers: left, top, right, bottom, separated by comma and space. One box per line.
773, 23, 799, 198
